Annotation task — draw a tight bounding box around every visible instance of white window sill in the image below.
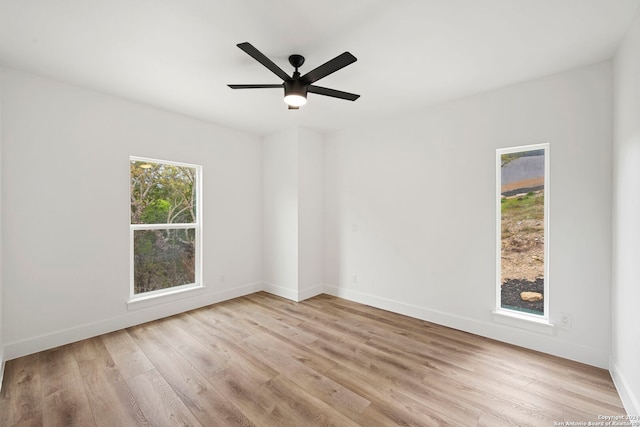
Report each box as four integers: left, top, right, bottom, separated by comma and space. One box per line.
127, 284, 205, 311
492, 309, 555, 335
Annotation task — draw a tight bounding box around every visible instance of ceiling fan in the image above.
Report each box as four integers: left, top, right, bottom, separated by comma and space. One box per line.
228, 42, 360, 109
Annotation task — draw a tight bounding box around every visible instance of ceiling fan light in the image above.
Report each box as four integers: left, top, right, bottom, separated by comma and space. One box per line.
284, 79, 308, 107
284, 94, 307, 107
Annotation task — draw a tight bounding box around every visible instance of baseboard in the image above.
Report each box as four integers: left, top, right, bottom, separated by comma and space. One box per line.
324, 284, 609, 368
610, 356, 640, 415
262, 282, 323, 302
298, 284, 323, 301
263, 282, 299, 301
3, 281, 263, 361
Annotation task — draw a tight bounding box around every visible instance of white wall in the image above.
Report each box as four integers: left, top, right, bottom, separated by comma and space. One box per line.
611, 6, 640, 416
0, 68, 263, 359
262, 126, 324, 301
324, 61, 613, 368
0, 68, 4, 386
263, 128, 299, 299
298, 128, 323, 299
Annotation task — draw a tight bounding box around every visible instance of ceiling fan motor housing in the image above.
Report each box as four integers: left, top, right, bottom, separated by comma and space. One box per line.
284, 77, 308, 98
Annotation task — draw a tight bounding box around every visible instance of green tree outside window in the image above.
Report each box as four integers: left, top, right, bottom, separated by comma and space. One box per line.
130, 159, 200, 295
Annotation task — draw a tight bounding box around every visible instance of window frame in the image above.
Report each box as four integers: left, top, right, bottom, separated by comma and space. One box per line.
129, 156, 203, 302
495, 143, 550, 323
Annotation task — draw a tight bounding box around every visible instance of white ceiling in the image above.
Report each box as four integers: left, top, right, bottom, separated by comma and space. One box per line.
1, 0, 638, 135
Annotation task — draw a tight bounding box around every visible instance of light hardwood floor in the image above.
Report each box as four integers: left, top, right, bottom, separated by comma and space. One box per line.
0, 292, 626, 426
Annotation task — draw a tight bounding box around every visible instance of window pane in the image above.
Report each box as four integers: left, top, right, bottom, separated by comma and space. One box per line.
130, 161, 197, 224
500, 148, 545, 316
133, 228, 196, 294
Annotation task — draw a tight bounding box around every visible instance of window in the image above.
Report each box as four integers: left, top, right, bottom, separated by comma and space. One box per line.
496, 144, 549, 319
130, 157, 201, 298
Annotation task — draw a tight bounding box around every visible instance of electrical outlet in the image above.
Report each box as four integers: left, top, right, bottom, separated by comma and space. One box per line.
560, 313, 572, 328
352, 274, 358, 284
220, 275, 225, 283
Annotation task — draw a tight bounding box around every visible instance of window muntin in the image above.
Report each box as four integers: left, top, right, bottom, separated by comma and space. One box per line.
497, 144, 549, 319
130, 158, 201, 297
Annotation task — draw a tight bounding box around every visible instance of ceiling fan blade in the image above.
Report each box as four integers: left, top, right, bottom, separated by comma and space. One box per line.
308, 85, 360, 101
228, 84, 283, 89
300, 52, 357, 84
236, 42, 290, 81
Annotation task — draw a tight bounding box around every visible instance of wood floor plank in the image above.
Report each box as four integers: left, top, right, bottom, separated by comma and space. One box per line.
220, 309, 338, 374
126, 321, 173, 355
42, 389, 95, 427
75, 343, 148, 427
80, 373, 148, 427
0, 292, 627, 426
246, 292, 347, 328
39, 345, 95, 427
261, 374, 361, 427
192, 304, 253, 342
0, 354, 43, 427
71, 337, 109, 363
213, 303, 309, 344
313, 294, 623, 409
208, 367, 294, 426
39, 346, 81, 397
226, 298, 319, 345
100, 330, 154, 381
326, 363, 478, 426
355, 402, 440, 427
337, 336, 561, 427
306, 331, 504, 425
174, 311, 278, 386
240, 334, 370, 421
151, 315, 230, 378
126, 369, 202, 427
194, 301, 342, 380
141, 344, 255, 426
